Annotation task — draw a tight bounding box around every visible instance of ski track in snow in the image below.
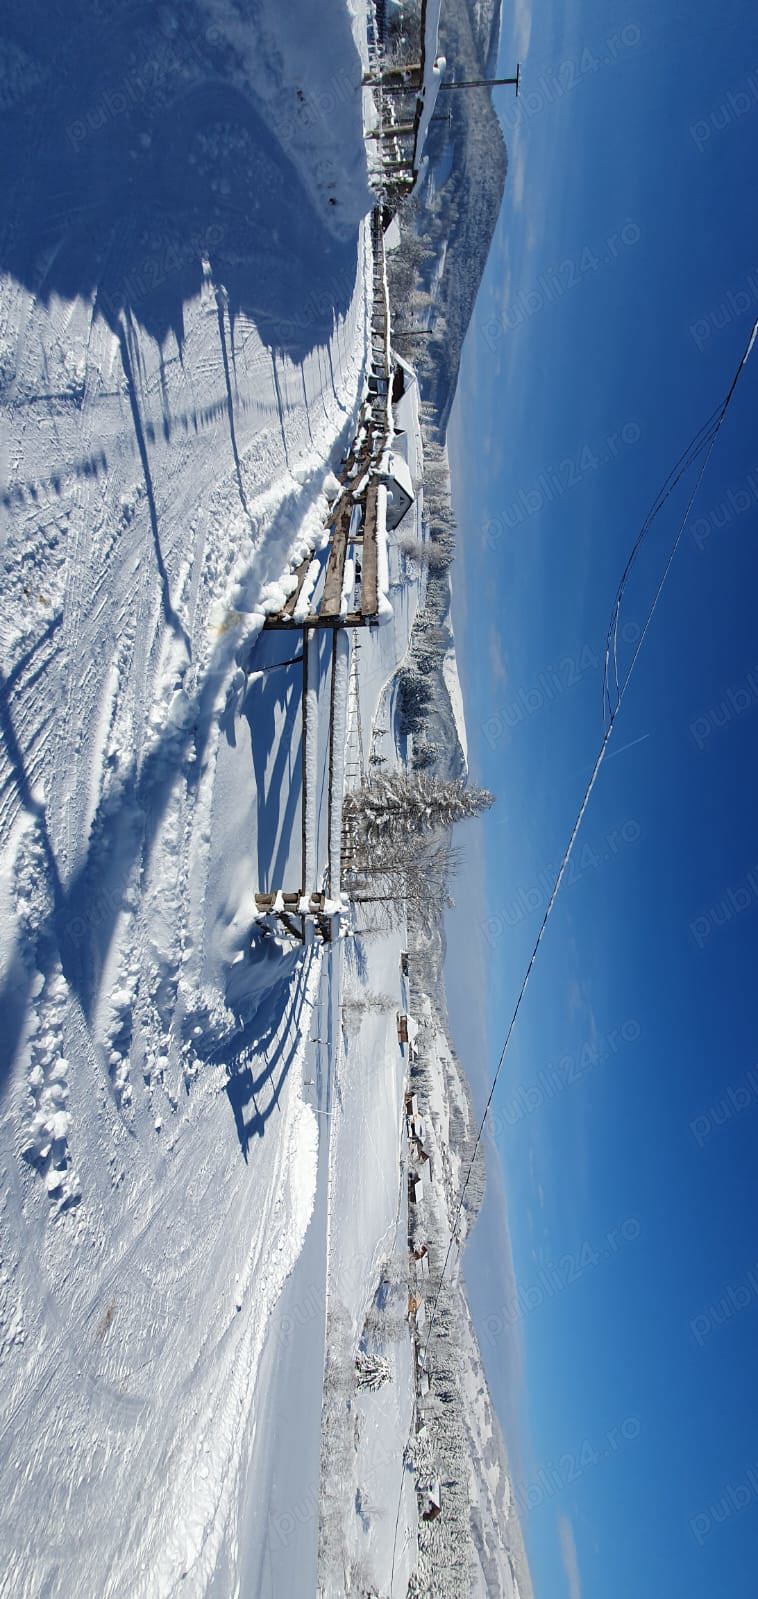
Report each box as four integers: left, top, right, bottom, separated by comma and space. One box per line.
0, 0, 373, 1589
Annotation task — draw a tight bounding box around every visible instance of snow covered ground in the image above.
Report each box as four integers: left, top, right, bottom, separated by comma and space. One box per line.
0, 2, 527, 1594
0, 1, 380, 1593
317, 590, 425, 1597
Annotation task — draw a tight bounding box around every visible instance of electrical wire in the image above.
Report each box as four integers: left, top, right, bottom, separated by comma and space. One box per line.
424, 315, 758, 1368
601, 405, 722, 722
388, 320, 757, 1595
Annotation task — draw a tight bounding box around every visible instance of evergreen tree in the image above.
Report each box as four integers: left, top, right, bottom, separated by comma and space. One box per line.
344, 773, 493, 843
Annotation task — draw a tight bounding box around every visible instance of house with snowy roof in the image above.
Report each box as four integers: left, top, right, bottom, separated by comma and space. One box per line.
408, 1293, 427, 1332
412, 1241, 430, 1278
407, 1111, 425, 1144
398, 1011, 419, 1052
421, 1479, 442, 1522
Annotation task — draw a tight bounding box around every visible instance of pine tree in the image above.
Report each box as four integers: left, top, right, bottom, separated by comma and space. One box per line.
344, 774, 493, 844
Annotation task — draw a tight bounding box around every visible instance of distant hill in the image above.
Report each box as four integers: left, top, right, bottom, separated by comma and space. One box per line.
377, 9, 537, 1591
388, 0, 508, 435
385, 0, 509, 783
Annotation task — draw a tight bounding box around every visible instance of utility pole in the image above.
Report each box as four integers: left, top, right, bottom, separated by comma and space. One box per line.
365, 63, 520, 97
438, 64, 520, 94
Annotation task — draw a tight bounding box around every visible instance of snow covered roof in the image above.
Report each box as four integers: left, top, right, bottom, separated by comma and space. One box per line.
382, 451, 415, 531
423, 0, 443, 64
394, 389, 417, 442
414, 55, 446, 171
392, 351, 417, 385
406, 1013, 419, 1044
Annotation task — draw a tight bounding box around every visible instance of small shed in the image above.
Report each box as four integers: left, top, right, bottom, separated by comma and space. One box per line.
398, 1012, 419, 1051
391, 351, 416, 404
404, 1090, 418, 1117
415, 1248, 431, 1279
421, 1479, 442, 1522
411, 1138, 432, 1172
381, 451, 415, 531
408, 1294, 427, 1332
409, 1173, 423, 1206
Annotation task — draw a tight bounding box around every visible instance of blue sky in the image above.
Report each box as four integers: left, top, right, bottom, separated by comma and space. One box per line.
444, 0, 758, 1594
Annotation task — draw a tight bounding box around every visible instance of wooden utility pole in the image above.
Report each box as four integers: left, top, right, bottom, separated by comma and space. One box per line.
366, 123, 417, 139
301, 625, 310, 895
439, 64, 520, 94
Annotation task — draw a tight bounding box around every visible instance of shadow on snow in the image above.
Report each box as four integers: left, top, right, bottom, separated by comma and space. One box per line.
0, 0, 358, 355
0, 0, 365, 1144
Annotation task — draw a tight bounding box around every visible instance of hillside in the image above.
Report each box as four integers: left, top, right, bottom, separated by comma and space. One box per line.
387, 0, 508, 434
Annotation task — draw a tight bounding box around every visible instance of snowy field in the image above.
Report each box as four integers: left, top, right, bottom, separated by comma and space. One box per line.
0, 0, 519, 1592
0, 0, 383, 1592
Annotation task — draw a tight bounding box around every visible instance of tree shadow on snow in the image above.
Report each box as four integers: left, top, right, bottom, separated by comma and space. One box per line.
0, 0, 365, 1096
0, 0, 358, 358
0, 470, 344, 1095
242, 634, 305, 892
185, 936, 315, 1158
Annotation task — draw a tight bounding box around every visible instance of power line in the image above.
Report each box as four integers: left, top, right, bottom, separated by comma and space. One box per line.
422, 316, 758, 1359
388, 323, 757, 1596
602, 404, 721, 721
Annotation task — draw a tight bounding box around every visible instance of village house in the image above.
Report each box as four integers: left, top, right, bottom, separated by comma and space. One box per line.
421, 1479, 442, 1522
408, 1292, 427, 1332
415, 1345, 431, 1398
380, 450, 415, 531
412, 1242, 431, 1278
406, 1109, 425, 1144
397, 1011, 419, 1053
410, 1136, 434, 1184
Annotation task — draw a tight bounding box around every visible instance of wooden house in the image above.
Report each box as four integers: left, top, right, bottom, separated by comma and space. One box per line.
421, 1480, 442, 1522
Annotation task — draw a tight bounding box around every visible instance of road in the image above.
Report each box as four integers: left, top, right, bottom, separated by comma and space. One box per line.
232, 941, 340, 1598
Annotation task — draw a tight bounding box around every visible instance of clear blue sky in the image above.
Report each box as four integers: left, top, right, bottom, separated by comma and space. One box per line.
445, 0, 758, 1594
